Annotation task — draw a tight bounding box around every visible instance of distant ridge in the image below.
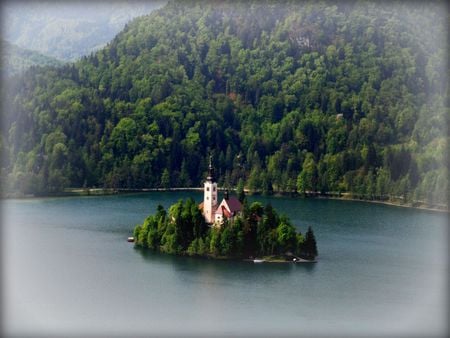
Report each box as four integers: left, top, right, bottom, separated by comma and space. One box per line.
2, 1, 167, 61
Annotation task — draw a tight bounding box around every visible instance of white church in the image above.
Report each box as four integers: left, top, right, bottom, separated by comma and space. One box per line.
198, 157, 242, 225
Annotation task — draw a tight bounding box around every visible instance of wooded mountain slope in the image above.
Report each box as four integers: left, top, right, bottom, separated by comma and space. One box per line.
1, 0, 448, 206
1, 40, 64, 77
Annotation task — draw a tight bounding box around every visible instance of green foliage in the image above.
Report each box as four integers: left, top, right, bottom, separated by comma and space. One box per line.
237, 178, 246, 203
276, 220, 297, 254
1, 1, 447, 208
297, 153, 317, 193
300, 226, 318, 259
133, 224, 142, 239
133, 199, 315, 259
161, 169, 171, 189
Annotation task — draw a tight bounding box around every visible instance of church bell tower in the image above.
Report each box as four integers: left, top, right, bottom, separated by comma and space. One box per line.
203, 156, 218, 223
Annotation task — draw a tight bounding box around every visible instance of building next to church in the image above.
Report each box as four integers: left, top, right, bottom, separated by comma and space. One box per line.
199, 157, 242, 225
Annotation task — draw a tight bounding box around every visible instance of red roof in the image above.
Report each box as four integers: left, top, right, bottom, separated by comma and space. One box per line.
223, 196, 242, 213
216, 205, 232, 218
222, 205, 232, 218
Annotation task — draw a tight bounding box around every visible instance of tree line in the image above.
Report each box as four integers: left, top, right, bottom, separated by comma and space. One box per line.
1, 1, 447, 208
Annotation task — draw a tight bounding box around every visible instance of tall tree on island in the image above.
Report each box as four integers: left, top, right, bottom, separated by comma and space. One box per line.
301, 226, 318, 259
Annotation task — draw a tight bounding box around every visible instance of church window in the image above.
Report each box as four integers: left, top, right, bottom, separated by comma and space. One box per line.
207, 196, 209, 200
207, 187, 210, 191
213, 187, 216, 192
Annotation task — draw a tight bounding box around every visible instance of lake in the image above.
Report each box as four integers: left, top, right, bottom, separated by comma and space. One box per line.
2, 192, 448, 337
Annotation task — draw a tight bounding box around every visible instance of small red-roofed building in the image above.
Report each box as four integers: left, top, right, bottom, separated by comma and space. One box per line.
214, 191, 242, 224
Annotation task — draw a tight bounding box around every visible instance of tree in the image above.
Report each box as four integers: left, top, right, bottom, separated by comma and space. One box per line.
110, 117, 138, 155
133, 224, 142, 239
137, 217, 150, 247
300, 226, 318, 259
160, 222, 181, 254
237, 178, 245, 203
276, 220, 297, 254
209, 227, 222, 256
220, 224, 234, 256
249, 202, 264, 218
187, 238, 199, 256
147, 227, 159, 250
297, 153, 318, 194
191, 201, 207, 239
161, 168, 171, 189
376, 167, 391, 199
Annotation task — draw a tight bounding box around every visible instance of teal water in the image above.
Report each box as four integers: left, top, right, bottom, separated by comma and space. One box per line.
2, 192, 448, 337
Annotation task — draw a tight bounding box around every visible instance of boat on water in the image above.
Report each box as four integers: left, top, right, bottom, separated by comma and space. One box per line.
127, 237, 135, 242
253, 259, 265, 263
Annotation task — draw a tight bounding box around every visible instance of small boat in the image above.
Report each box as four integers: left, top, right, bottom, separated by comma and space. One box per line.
127, 236, 135, 243
253, 259, 265, 263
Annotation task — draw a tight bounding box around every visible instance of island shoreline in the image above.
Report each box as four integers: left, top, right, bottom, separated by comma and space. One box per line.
134, 246, 316, 264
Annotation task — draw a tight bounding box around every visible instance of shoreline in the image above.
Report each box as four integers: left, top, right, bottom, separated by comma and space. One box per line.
243, 257, 317, 264
2, 187, 447, 213
318, 195, 449, 213
134, 246, 316, 264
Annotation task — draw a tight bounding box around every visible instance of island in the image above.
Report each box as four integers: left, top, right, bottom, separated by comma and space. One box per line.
133, 159, 317, 262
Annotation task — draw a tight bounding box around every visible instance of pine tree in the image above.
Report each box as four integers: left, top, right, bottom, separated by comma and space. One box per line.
301, 226, 318, 259
237, 178, 245, 203
161, 169, 170, 189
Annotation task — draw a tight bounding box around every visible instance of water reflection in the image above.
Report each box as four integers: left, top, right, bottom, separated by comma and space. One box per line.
134, 246, 316, 277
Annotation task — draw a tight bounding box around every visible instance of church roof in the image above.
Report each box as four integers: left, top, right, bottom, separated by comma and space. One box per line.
221, 205, 232, 218
223, 196, 242, 213
215, 205, 226, 215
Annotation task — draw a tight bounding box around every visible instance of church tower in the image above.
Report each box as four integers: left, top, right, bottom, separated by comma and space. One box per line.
203, 156, 218, 223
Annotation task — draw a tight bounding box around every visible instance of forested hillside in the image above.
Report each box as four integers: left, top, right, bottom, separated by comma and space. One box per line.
1, 1, 448, 207
1, 40, 63, 77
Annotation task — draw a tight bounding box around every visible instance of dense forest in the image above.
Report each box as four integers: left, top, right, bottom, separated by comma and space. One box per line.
133, 198, 318, 260
1, 1, 448, 207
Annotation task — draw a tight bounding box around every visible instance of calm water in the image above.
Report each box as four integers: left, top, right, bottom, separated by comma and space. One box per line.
2, 192, 448, 337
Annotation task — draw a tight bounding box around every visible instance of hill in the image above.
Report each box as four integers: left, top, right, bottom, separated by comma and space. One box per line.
1, 40, 64, 77
2, 1, 166, 61
1, 1, 448, 208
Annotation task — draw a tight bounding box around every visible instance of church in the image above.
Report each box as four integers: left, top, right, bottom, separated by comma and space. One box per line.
198, 157, 242, 225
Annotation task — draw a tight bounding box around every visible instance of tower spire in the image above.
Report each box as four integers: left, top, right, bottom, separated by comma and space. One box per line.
207, 155, 215, 182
